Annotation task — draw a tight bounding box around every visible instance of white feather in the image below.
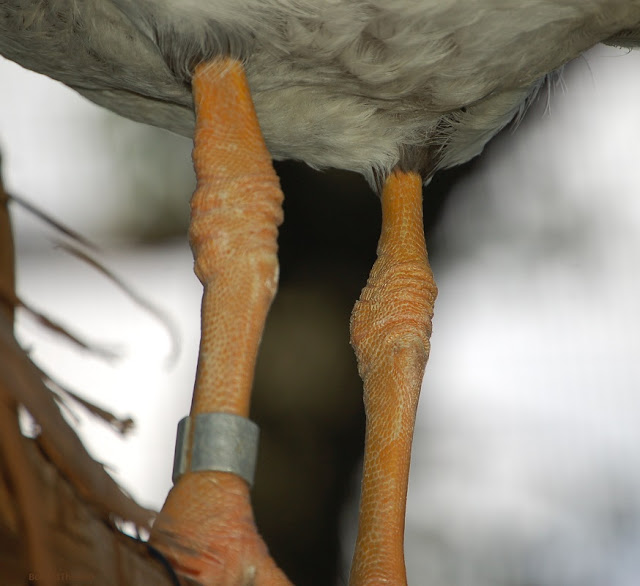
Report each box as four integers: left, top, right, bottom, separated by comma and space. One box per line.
1, 0, 639, 184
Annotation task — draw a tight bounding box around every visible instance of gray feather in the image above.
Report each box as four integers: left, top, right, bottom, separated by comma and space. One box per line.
1, 0, 639, 185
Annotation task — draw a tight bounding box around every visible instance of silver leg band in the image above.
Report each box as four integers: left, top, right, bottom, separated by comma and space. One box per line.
172, 413, 260, 487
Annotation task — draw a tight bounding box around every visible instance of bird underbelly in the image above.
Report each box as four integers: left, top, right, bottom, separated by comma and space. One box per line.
3, 0, 639, 182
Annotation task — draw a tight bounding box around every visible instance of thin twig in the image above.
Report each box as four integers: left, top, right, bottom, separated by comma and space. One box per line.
0, 314, 154, 530
6, 191, 181, 366
0, 288, 121, 360
7, 191, 98, 251
45, 373, 135, 435
57, 241, 181, 367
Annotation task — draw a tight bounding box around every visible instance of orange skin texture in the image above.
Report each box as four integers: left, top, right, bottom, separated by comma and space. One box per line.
151, 58, 437, 585
151, 60, 291, 585
350, 171, 437, 585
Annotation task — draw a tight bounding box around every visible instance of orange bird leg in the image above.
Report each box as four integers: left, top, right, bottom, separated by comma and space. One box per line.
151, 58, 291, 585
349, 170, 437, 585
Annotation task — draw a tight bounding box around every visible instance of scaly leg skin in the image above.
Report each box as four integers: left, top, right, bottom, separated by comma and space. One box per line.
150, 58, 292, 586
349, 170, 437, 585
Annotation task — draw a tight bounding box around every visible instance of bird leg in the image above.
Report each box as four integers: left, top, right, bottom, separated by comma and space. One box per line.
349, 170, 437, 585
151, 59, 291, 586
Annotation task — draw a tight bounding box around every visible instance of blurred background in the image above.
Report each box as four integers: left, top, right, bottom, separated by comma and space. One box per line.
1, 44, 640, 586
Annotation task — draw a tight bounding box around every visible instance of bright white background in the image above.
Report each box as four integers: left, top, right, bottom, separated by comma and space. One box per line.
1, 46, 640, 585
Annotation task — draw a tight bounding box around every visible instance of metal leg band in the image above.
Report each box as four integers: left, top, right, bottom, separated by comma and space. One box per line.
172, 413, 260, 487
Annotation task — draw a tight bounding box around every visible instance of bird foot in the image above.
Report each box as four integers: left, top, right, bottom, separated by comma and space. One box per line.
151, 473, 292, 586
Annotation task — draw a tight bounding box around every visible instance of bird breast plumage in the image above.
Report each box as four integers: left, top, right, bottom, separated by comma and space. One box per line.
2, 0, 639, 183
